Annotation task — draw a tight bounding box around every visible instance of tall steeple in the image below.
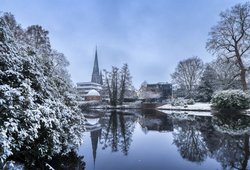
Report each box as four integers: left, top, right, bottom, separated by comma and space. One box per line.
91, 46, 100, 84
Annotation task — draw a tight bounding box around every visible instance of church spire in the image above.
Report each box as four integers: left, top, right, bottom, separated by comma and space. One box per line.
91, 46, 100, 84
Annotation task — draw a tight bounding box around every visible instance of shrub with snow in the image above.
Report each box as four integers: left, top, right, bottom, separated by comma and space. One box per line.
171, 98, 195, 106
186, 98, 195, 105
171, 98, 185, 106
211, 90, 250, 110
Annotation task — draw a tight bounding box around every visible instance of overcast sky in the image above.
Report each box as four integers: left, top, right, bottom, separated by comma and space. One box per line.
1, 0, 248, 88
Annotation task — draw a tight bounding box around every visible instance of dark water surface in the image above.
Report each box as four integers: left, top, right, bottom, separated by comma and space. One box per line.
78, 110, 250, 170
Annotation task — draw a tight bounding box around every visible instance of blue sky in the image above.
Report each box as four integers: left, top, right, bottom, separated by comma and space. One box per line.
1, 0, 248, 88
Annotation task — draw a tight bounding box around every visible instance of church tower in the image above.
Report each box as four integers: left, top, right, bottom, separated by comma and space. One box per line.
91, 47, 102, 84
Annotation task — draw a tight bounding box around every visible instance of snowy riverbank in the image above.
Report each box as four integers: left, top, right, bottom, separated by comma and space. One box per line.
158, 102, 212, 112
158, 102, 250, 117
78, 101, 142, 110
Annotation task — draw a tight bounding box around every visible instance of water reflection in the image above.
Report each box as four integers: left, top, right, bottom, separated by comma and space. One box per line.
45, 151, 85, 170
82, 110, 250, 170
98, 111, 137, 155
83, 110, 138, 169
7, 150, 85, 170
171, 112, 250, 169
172, 116, 209, 163
210, 113, 250, 170
139, 109, 173, 133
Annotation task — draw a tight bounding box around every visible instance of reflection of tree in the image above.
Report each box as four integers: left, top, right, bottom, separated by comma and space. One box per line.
139, 109, 173, 133
46, 151, 85, 170
242, 134, 249, 170
207, 132, 250, 170
171, 113, 250, 169
99, 111, 137, 155
9, 150, 85, 169
210, 113, 250, 170
172, 116, 209, 163
212, 113, 250, 134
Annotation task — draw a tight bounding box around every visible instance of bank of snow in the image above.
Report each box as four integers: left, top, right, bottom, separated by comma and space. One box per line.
158, 103, 212, 118
158, 102, 212, 112
159, 103, 250, 117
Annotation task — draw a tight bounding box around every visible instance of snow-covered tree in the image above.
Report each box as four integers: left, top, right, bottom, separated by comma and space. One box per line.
103, 64, 133, 106
118, 63, 132, 105
211, 58, 241, 90
137, 81, 147, 99
2, 12, 26, 45
197, 57, 241, 102
171, 56, 204, 98
197, 64, 216, 102
0, 13, 84, 167
207, 2, 250, 91
51, 50, 71, 83
0, 16, 32, 164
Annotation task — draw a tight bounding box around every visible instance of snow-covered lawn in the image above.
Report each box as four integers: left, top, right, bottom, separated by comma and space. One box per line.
158, 102, 212, 111
160, 109, 213, 117
159, 103, 250, 117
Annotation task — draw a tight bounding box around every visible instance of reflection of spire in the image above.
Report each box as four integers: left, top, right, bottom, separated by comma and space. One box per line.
90, 129, 101, 168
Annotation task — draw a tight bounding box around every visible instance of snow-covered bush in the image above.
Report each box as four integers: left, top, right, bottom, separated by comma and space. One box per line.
171, 98, 185, 106
186, 98, 195, 105
171, 98, 195, 106
211, 90, 250, 109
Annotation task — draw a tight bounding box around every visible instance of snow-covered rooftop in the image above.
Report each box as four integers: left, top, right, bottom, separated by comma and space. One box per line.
86, 89, 100, 96
76, 82, 102, 86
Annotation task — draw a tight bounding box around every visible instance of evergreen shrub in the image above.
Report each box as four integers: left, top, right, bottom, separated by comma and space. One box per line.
211, 90, 250, 110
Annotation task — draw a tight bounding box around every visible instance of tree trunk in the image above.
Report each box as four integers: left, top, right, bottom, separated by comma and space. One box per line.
235, 48, 248, 91
240, 69, 248, 91
119, 78, 125, 105
242, 134, 249, 170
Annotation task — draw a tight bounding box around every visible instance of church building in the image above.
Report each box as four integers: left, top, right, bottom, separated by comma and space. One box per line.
76, 47, 103, 100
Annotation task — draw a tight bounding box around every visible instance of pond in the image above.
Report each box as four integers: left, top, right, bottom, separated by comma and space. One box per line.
78, 109, 250, 170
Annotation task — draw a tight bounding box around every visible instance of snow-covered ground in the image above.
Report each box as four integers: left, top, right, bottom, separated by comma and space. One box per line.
160, 110, 213, 117
245, 110, 250, 116
158, 102, 212, 111
159, 103, 250, 117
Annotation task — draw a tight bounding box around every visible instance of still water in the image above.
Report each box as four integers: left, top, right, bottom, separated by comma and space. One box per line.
78, 110, 250, 170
